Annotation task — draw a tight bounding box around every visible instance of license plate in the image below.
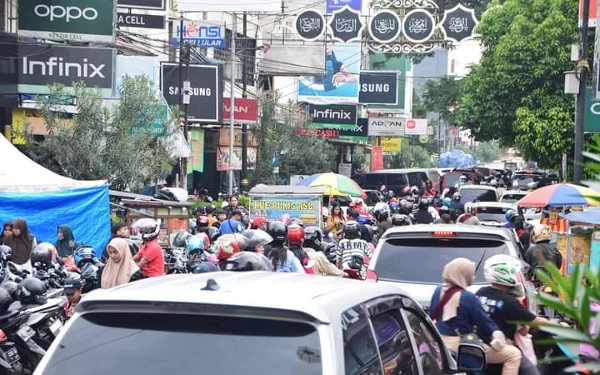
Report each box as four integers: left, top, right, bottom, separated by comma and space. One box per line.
16, 326, 35, 342
3, 347, 19, 365
49, 319, 62, 335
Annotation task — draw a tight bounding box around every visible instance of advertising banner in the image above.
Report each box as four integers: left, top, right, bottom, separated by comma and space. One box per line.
18, 0, 115, 43
219, 128, 259, 147
187, 128, 205, 173
368, 117, 405, 136
173, 21, 226, 49
371, 146, 383, 171
298, 40, 361, 104
586, 87, 600, 132
249, 195, 322, 227
258, 0, 326, 75
130, 104, 168, 137
16, 44, 115, 94
222, 97, 258, 123
368, 53, 410, 110
161, 63, 223, 123
307, 103, 358, 127
216, 146, 257, 171
297, 117, 368, 141
118, 0, 164, 10
381, 137, 401, 153
404, 118, 428, 135
580, 0, 597, 27
359, 71, 398, 105
117, 13, 165, 29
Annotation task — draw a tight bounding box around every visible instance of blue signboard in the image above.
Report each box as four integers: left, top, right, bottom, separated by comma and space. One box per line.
249, 195, 322, 228
326, 0, 362, 13
174, 21, 226, 49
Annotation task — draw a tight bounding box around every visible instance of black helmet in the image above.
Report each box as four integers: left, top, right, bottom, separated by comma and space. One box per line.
17, 278, 47, 305
418, 199, 429, 210
0, 281, 18, 301
191, 262, 219, 274
360, 225, 374, 242
373, 208, 389, 222
0, 288, 11, 313
31, 244, 54, 267
303, 226, 323, 249
344, 221, 361, 239
207, 227, 221, 243
0, 245, 11, 261
391, 214, 411, 226
172, 231, 192, 248
225, 252, 273, 271
267, 221, 287, 244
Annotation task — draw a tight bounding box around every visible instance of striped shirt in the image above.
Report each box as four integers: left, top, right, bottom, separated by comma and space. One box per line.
336, 239, 372, 269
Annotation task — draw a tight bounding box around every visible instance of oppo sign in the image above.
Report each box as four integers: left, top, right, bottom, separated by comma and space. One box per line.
34, 4, 98, 22
591, 102, 600, 115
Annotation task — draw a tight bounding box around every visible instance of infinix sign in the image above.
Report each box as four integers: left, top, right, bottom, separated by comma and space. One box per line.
308, 104, 358, 126
17, 44, 114, 90
18, 0, 115, 42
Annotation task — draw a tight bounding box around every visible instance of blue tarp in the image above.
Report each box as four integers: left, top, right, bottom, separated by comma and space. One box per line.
564, 207, 600, 225
0, 185, 111, 256
438, 149, 477, 168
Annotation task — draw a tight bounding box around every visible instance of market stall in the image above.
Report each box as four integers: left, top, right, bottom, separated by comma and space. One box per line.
248, 185, 325, 228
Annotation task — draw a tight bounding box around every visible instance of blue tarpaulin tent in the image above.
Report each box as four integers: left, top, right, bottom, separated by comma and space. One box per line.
0, 135, 110, 255
438, 149, 477, 168
563, 207, 600, 225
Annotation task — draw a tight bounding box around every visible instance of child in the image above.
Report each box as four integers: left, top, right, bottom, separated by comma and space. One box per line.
63, 277, 83, 320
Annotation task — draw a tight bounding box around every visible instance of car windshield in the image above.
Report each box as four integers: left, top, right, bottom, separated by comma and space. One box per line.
42, 313, 322, 375
501, 193, 526, 203
374, 237, 512, 284
476, 206, 511, 223
460, 189, 497, 203
513, 175, 544, 187
444, 172, 471, 187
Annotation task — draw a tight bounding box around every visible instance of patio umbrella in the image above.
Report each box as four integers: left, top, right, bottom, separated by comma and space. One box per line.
296, 172, 366, 198
517, 183, 600, 208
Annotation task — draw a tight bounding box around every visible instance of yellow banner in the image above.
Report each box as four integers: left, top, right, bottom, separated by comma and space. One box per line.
381, 137, 401, 152
11, 109, 27, 145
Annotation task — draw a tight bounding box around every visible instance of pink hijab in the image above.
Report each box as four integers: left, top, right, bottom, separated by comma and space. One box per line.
101, 238, 139, 289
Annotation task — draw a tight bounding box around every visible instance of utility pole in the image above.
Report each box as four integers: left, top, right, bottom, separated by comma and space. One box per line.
176, 13, 184, 188
228, 13, 236, 197
240, 12, 249, 194
180, 44, 191, 189
574, 0, 591, 184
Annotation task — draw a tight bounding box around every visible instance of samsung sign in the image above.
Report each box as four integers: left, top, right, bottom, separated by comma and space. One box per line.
359, 71, 398, 105
161, 63, 224, 123
18, 0, 115, 42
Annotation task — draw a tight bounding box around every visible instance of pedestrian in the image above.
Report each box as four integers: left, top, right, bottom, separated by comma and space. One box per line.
0, 222, 12, 245
219, 210, 244, 234
55, 224, 78, 259
100, 238, 145, 288
5, 218, 36, 268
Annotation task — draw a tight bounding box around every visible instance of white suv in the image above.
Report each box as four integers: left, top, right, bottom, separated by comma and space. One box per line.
34, 273, 483, 375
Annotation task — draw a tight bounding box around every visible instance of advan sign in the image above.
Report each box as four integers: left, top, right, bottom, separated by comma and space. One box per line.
368, 117, 405, 136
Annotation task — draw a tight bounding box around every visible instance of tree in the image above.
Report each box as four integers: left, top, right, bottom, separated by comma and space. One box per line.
22, 76, 176, 191
457, 0, 578, 168
422, 76, 461, 124
384, 141, 435, 169
251, 95, 336, 184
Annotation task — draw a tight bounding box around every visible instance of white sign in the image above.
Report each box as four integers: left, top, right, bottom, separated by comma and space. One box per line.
368, 117, 405, 136
404, 118, 428, 135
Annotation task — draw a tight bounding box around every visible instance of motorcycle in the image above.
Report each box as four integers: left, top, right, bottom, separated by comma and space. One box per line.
343, 255, 364, 280
0, 310, 45, 373
165, 248, 189, 274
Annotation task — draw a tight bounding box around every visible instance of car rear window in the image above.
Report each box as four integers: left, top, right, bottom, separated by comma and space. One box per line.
386, 173, 409, 186
501, 193, 526, 203
42, 313, 322, 375
374, 237, 512, 284
443, 172, 470, 188
365, 174, 385, 188
477, 206, 511, 223
460, 189, 497, 203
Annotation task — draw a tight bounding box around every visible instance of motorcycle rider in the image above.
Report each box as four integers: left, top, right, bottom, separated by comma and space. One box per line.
524, 224, 563, 282
449, 192, 465, 219
454, 174, 470, 190
336, 221, 372, 273
414, 199, 434, 224
295, 226, 344, 277
457, 203, 481, 225
287, 224, 309, 266
374, 208, 392, 237
477, 254, 552, 375
391, 214, 411, 227
132, 218, 165, 278
434, 206, 454, 224
267, 221, 304, 273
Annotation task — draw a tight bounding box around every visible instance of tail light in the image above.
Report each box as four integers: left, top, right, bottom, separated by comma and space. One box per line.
432, 231, 455, 237
366, 270, 379, 282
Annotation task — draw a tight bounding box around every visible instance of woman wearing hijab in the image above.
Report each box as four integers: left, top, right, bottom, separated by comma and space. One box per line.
0, 222, 12, 245
99, 238, 145, 289
4, 219, 36, 267
55, 225, 78, 259
428, 258, 521, 375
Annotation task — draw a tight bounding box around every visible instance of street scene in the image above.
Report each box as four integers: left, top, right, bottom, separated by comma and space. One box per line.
0, 0, 599, 373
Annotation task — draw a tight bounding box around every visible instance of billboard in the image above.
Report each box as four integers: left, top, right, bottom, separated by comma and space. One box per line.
18, 0, 115, 43
258, 0, 326, 75
173, 21, 226, 49
187, 128, 205, 173
248, 195, 322, 227
222, 97, 258, 123
298, 40, 361, 103
216, 147, 257, 171
359, 71, 398, 105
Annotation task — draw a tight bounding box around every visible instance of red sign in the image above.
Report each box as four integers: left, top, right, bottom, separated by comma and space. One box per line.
296, 128, 340, 138
371, 146, 383, 171
223, 98, 258, 123
406, 119, 416, 129
580, 0, 597, 27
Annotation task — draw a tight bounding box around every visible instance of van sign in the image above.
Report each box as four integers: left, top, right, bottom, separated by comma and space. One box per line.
19, 0, 115, 42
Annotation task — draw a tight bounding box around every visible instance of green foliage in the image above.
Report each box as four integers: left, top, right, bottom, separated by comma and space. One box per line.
534, 264, 600, 374
476, 141, 502, 162
422, 76, 461, 123
457, 0, 578, 168
21, 76, 176, 191
384, 140, 435, 168
251, 95, 336, 184
189, 195, 250, 217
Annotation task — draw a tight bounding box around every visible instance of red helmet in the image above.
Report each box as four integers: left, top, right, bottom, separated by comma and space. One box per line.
214, 234, 248, 261
287, 224, 305, 246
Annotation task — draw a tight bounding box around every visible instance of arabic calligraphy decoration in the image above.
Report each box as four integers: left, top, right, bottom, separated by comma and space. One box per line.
369, 10, 401, 43
402, 9, 435, 43
295, 9, 325, 41
439, 4, 478, 43
329, 6, 364, 43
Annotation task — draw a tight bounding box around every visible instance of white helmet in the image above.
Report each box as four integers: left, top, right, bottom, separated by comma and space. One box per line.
465, 202, 476, 215
483, 254, 524, 287
132, 218, 161, 241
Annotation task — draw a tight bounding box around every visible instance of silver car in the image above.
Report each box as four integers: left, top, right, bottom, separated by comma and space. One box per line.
367, 224, 537, 313
34, 272, 484, 375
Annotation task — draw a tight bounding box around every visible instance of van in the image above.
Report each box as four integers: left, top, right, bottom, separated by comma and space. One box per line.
353, 169, 430, 193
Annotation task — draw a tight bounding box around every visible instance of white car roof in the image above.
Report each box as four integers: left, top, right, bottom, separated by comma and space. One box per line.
78, 272, 412, 324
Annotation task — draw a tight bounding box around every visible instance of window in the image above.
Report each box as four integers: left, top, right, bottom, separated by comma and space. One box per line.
386, 173, 408, 186
342, 306, 382, 375
42, 313, 322, 375
403, 308, 445, 375
365, 174, 385, 189
371, 309, 418, 375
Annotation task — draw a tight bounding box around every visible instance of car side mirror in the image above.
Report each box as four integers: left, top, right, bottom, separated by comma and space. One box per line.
456, 341, 487, 372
